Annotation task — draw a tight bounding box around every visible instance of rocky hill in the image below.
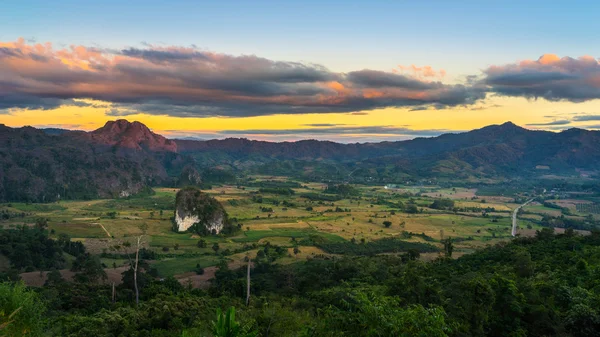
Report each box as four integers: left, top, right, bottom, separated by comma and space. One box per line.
173, 187, 231, 234
78, 119, 178, 152
0, 121, 188, 202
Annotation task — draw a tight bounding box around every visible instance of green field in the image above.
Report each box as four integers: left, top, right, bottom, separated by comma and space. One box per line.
0, 179, 573, 279
153, 256, 222, 276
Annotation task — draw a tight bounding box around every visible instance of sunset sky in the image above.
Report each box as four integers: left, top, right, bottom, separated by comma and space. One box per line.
2, 0, 600, 142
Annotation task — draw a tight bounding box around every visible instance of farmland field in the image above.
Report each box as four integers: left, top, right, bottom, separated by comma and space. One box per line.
576, 203, 600, 214
0, 177, 592, 286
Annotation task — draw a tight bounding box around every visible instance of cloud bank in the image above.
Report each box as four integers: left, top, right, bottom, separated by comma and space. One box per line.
0, 38, 485, 117
3, 39, 600, 120
484, 54, 600, 102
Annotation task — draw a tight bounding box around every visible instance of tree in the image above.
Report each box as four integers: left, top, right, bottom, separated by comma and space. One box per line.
132, 236, 142, 305
442, 238, 454, 258
245, 255, 251, 306
315, 287, 451, 336
565, 304, 600, 337
35, 218, 48, 230
430, 199, 455, 210
487, 275, 526, 337
197, 239, 207, 248
45, 269, 64, 286
447, 275, 494, 337
383, 221, 392, 228
112, 234, 145, 305
406, 249, 420, 261
0, 282, 45, 336
212, 243, 220, 254
406, 204, 419, 214
71, 253, 107, 284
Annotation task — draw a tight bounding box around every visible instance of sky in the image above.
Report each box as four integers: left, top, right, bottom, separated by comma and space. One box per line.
2, 0, 600, 142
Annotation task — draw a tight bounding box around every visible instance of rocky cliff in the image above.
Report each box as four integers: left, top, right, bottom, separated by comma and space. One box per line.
87, 119, 178, 152
176, 165, 202, 187
173, 187, 229, 234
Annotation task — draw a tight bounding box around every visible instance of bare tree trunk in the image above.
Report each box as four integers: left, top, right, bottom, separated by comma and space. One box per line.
246, 260, 251, 306
134, 236, 141, 306
112, 282, 116, 303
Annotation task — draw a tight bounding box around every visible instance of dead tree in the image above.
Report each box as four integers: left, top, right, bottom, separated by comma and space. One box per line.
112, 234, 144, 306
134, 235, 141, 305
245, 255, 251, 306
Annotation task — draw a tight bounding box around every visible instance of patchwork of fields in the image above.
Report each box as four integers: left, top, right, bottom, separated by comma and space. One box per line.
2, 177, 597, 286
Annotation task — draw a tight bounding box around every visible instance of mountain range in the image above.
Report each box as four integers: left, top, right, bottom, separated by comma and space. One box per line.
0, 119, 598, 202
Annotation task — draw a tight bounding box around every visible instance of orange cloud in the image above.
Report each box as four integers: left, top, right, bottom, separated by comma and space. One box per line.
395, 64, 446, 80
0, 38, 483, 116
485, 54, 600, 102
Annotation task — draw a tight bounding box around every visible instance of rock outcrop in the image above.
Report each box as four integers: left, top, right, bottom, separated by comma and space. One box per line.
88, 119, 178, 152
177, 165, 202, 187
173, 187, 229, 234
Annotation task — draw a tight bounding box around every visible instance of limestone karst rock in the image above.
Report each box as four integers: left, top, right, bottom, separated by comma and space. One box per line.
177, 165, 202, 187
173, 187, 230, 234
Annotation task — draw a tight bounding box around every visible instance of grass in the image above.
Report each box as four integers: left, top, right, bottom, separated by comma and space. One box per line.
153, 255, 222, 277
9, 203, 67, 212
84, 195, 175, 211
523, 205, 562, 217
50, 222, 107, 238
232, 228, 345, 243
0, 182, 558, 278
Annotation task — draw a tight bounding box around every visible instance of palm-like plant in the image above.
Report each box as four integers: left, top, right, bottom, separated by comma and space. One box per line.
181, 307, 257, 337
0, 306, 22, 331
212, 307, 257, 337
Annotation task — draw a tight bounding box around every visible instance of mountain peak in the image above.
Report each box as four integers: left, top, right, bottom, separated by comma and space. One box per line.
478, 121, 528, 133
500, 121, 518, 128
90, 120, 177, 152
97, 119, 147, 132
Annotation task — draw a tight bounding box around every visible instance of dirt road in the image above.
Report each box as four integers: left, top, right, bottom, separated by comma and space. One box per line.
512, 199, 534, 237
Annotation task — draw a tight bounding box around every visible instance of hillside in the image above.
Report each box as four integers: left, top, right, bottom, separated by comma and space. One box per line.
1, 120, 599, 202
0, 121, 188, 202
175, 122, 600, 179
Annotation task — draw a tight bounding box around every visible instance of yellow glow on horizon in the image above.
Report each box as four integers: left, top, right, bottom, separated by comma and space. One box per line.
2, 96, 600, 138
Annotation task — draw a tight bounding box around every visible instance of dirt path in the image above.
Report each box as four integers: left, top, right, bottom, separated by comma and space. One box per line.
512, 199, 534, 237
94, 223, 112, 238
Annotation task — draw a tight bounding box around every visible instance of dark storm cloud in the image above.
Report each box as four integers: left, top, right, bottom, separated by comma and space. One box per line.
0, 38, 485, 117
483, 54, 600, 102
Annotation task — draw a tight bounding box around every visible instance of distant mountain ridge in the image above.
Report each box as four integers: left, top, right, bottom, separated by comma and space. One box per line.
174, 121, 600, 177
1, 120, 599, 202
